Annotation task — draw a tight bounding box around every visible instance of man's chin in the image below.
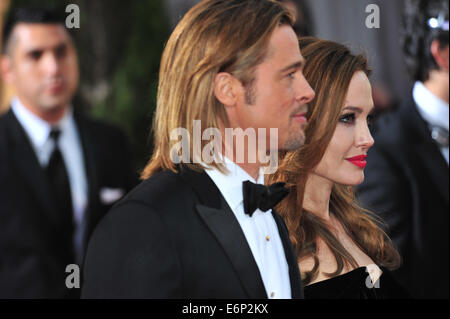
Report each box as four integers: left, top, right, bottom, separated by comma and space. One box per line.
39, 97, 70, 112
282, 132, 305, 151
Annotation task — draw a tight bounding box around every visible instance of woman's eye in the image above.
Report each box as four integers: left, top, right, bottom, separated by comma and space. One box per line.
339, 113, 355, 124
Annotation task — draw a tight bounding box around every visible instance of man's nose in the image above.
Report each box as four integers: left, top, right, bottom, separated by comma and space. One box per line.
296, 74, 315, 105
41, 52, 60, 75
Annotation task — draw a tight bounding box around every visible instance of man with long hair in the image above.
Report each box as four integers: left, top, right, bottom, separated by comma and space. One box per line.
82, 0, 314, 298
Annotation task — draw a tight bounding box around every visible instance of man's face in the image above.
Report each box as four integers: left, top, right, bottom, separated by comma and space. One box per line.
3, 23, 79, 115
233, 25, 315, 151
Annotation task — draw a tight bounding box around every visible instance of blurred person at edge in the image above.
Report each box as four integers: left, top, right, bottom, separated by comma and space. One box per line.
358, 0, 449, 299
0, 7, 136, 298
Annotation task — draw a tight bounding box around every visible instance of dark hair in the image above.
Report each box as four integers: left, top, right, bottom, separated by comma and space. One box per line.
2, 6, 67, 54
402, 0, 449, 82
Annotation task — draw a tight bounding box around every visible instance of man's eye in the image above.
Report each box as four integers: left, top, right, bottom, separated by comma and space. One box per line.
29, 50, 43, 60
55, 45, 67, 58
287, 71, 295, 79
339, 113, 355, 124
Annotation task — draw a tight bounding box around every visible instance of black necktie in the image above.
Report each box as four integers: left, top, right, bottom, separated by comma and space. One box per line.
46, 129, 75, 250
243, 180, 289, 217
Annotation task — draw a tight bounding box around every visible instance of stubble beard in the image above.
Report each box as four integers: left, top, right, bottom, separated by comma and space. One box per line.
282, 121, 306, 151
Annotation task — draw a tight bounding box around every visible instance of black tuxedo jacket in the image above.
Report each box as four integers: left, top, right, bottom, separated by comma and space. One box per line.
0, 109, 137, 298
357, 100, 449, 298
81, 166, 303, 299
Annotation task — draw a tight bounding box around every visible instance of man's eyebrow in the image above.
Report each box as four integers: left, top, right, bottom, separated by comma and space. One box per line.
23, 41, 68, 54
279, 60, 304, 73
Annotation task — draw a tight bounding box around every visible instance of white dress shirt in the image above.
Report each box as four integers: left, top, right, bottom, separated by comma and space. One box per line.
11, 97, 88, 262
413, 81, 449, 164
205, 156, 292, 299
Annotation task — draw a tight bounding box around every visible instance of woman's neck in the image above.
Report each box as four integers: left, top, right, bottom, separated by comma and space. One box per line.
302, 173, 334, 221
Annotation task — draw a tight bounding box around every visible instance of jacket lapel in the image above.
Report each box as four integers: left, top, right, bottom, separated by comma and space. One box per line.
179, 166, 267, 299
73, 111, 100, 253
406, 103, 449, 205
271, 209, 304, 299
196, 201, 268, 299
6, 110, 61, 229
415, 142, 449, 205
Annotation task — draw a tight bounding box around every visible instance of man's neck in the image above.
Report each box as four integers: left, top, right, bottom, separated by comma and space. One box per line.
17, 96, 68, 124
220, 151, 261, 180
235, 162, 260, 181
424, 70, 449, 104
218, 124, 262, 181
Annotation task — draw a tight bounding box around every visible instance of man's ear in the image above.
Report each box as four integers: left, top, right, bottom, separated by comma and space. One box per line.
431, 39, 449, 72
214, 72, 242, 107
0, 55, 15, 84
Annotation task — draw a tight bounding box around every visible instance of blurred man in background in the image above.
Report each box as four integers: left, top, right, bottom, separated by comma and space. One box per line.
358, 0, 449, 298
0, 7, 136, 298
0, 0, 13, 112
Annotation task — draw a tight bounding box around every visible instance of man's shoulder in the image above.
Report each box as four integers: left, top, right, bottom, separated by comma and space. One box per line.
74, 110, 125, 138
371, 102, 416, 146
0, 110, 15, 148
0, 109, 13, 128
0, 112, 9, 164
115, 169, 201, 213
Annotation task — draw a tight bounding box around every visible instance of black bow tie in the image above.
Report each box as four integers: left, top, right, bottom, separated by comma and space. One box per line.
242, 181, 289, 217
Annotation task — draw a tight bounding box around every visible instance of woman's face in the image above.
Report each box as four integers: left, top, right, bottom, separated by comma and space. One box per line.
311, 71, 374, 186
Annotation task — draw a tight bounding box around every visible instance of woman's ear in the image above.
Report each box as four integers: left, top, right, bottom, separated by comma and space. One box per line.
431, 39, 449, 72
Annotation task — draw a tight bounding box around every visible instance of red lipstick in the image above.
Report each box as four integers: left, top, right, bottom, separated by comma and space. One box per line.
346, 155, 367, 168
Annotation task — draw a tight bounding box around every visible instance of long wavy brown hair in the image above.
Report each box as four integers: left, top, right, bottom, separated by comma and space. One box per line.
267, 37, 401, 285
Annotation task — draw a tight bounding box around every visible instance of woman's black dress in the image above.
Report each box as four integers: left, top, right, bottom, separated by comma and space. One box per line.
304, 266, 411, 299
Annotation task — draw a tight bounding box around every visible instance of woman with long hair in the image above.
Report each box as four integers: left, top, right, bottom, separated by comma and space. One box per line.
268, 37, 409, 298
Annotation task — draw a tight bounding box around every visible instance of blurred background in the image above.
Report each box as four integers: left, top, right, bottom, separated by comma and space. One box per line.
0, 0, 412, 173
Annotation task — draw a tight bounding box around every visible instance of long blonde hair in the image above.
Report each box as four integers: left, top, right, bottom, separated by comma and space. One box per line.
268, 37, 401, 284
141, 0, 293, 179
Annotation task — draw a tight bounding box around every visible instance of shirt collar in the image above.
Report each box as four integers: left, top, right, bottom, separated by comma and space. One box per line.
413, 81, 449, 131
11, 96, 74, 150
204, 156, 264, 212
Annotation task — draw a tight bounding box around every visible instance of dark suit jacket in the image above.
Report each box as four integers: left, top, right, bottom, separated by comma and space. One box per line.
0, 109, 137, 298
357, 100, 449, 299
81, 166, 303, 299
